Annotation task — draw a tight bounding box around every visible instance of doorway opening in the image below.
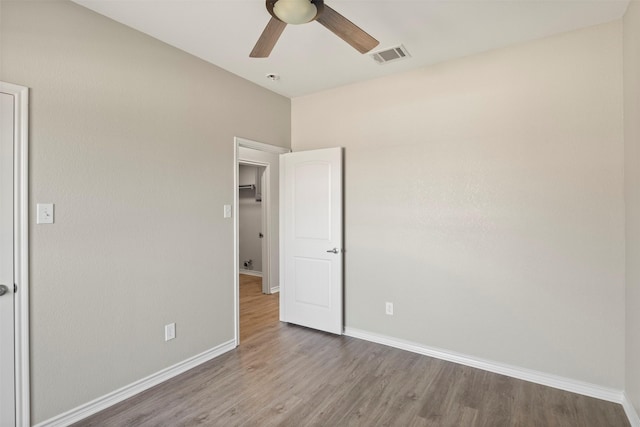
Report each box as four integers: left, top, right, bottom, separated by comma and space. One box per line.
233, 138, 289, 345
238, 163, 276, 342
238, 164, 266, 281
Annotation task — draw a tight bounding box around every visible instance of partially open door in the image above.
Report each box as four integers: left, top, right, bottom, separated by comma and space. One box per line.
280, 147, 343, 335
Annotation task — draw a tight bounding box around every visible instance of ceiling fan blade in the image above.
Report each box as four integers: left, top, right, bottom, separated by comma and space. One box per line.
316, 4, 379, 54
250, 17, 287, 58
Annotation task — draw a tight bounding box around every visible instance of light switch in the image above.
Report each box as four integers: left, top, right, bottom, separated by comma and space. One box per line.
223, 204, 232, 218
37, 203, 54, 224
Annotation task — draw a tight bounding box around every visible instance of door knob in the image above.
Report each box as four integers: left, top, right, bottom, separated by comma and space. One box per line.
326, 248, 339, 254
0, 284, 9, 296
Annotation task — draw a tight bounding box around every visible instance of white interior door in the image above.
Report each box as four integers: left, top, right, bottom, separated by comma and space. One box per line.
280, 147, 343, 335
0, 91, 16, 426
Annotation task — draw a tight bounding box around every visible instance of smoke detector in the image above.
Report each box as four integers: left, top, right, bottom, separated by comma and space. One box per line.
370, 45, 411, 65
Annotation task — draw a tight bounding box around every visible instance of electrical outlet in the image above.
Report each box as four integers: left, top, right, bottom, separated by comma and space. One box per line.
165, 323, 176, 341
385, 302, 394, 316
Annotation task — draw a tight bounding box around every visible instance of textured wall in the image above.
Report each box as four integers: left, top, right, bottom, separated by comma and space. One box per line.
0, 1, 290, 423
624, 0, 640, 416
292, 22, 625, 389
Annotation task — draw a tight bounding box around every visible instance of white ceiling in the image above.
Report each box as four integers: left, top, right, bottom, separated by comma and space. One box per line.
72, 0, 629, 98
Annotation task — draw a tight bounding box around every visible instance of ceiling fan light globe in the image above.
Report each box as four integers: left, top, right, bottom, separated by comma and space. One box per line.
273, 0, 317, 25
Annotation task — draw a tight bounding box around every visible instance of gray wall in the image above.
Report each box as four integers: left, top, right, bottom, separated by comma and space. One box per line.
292, 21, 625, 389
0, 0, 290, 423
624, 0, 640, 416
239, 165, 263, 273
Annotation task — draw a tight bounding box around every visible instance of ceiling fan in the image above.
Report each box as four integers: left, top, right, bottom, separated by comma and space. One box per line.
250, 0, 380, 58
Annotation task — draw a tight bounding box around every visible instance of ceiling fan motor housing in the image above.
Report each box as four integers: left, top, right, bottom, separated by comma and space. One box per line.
268, 0, 324, 24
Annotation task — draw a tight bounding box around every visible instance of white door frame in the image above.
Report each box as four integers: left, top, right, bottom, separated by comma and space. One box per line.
0, 81, 30, 427
233, 137, 289, 345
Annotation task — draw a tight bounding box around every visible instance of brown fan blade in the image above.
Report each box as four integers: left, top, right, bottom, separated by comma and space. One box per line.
316, 4, 379, 54
250, 17, 287, 58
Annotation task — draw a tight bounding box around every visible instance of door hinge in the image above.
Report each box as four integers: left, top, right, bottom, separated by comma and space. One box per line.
14, 283, 17, 293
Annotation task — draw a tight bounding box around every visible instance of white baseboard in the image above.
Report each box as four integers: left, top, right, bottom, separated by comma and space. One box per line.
270, 286, 280, 293
239, 269, 262, 277
34, 339, 236, 427
623, 393, 640, 427
344, 328, 624, 404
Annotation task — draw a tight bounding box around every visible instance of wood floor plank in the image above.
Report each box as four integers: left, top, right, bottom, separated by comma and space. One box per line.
74, 275, 631, 427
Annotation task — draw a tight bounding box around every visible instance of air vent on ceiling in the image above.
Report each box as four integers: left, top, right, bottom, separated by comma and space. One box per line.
370, 45, 411, 65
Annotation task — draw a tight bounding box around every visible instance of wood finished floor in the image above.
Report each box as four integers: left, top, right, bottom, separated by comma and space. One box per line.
239, 274, 279, 343
75, 275, 629, 427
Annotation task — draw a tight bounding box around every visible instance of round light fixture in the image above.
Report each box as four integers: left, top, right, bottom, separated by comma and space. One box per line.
273, 0, 317, 25
266, 74, 281, 81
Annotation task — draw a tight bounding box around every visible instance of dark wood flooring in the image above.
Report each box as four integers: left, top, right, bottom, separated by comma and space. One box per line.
74, 275, 630, 426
